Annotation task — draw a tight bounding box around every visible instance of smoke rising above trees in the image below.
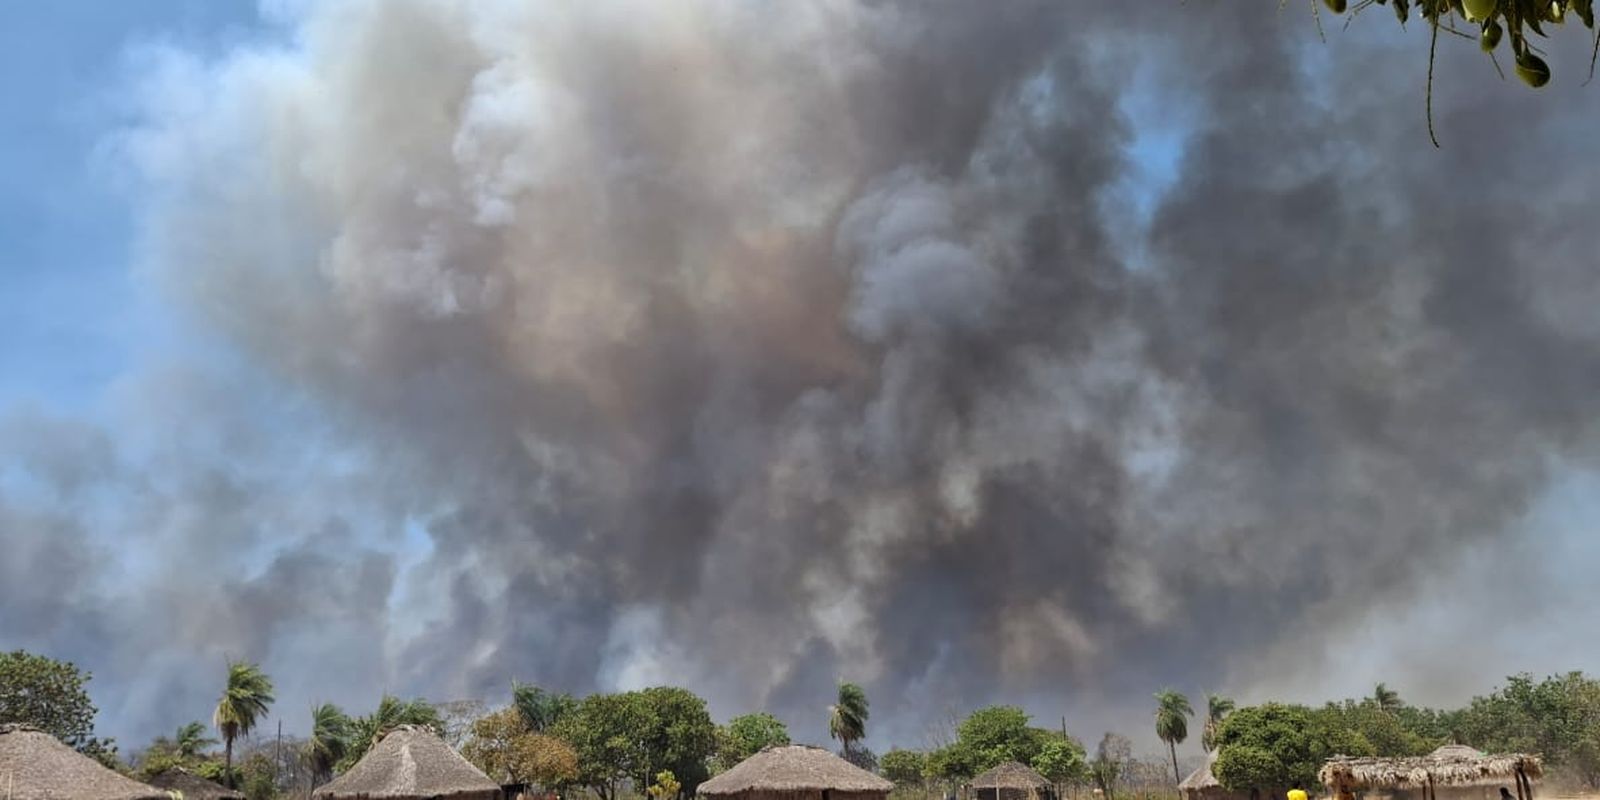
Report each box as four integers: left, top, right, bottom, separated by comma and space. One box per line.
6, 0, 1600, 749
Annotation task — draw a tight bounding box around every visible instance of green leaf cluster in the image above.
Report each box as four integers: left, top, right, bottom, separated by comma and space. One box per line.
714, 712, 790, 772
0, 649, 116, 760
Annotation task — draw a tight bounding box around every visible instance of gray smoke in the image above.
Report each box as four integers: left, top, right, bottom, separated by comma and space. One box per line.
7, 0, 1600, 753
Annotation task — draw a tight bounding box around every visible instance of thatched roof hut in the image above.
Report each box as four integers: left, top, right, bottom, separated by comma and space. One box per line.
1320, 745, 1542, 800
1179, 753, 1269, 800
697, 745, 892, 800
970, 762, 1054, 800
143, 769, 243, 800
312, 725, 502, 800
0, 724, 168, 800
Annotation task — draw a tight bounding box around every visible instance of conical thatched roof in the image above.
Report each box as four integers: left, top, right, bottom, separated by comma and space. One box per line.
972, 762, 1052, 791
311, 725, 501, 800
1320, 746, 1543, 791
0, 725, 168, 800
698, 745, 893, 796
1179, 754, 1221, 793
144, 769, 243, 800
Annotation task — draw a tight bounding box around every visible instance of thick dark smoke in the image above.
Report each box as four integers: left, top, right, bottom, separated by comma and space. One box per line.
7, 0, 1600, 752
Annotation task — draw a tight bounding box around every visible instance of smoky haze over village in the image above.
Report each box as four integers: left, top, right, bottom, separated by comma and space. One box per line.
5, 0, 1600, 762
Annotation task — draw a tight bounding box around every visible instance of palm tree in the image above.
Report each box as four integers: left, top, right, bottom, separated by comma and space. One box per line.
213, 660, 275, 787
512, 681, 577, 732
307, 703, 352, 785
1201, 694, 1235, 753
828, 682, 869, 758
174, 721, 217, 759
1373, 683, 1402, 713
1154, 689, 1193, 784
339, 694, 443, 771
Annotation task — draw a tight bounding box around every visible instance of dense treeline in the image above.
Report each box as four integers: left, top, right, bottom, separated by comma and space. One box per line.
7, 649, 1600, 800
1213, 674, 1600, 792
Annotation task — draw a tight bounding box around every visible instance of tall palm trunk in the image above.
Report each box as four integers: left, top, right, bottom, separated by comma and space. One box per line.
1170, 741, 1180, 784
224, 736, 234, 788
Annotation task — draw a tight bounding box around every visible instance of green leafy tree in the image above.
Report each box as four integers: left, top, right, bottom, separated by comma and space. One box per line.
1155, 690, 1194, 784
213, 661, 275, 788
715, 712, 791, 770
635, 686, 717, 796
881, 748, 929, 787
0, 650, 117, 760
1090, 733, 1131, 800
136, 748, 189, 780
513, 682, 579, 732
954, 706, 1050, 774
1311, 701, 1435, 757
926, 742, 979, 784
1214, 744, 1280, 795
193, 760, 229, 782
830, 683, 870, 760
1203, 695, 1235, 754
1213, 703, 1367, 792
306, 703, 352, 785
1451, 672, 1600, 787
552, 691, 652, 800
1031, 735, 1088, 795
339, 695, 442, 771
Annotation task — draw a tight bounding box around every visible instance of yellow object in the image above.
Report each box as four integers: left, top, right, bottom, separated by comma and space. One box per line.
1288, 791, 1310, 800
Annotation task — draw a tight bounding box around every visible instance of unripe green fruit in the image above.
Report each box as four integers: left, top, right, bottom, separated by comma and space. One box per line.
1462, 0, 1498, 21
1516, 52, 1551, 87
1480, 19, 1503, 51
1324, 0, 1347, 13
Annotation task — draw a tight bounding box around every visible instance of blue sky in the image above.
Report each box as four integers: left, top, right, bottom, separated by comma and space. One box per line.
0, 2, 263, 416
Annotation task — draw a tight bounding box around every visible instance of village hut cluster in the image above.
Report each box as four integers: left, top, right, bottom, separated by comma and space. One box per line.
1320, 746, 1543, 800
1, 722, 896, 800
0, 714, 1550, 800
0, 722, 509, 800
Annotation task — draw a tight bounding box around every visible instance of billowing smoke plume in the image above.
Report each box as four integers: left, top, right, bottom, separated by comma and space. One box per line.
7, 0, 1600, 750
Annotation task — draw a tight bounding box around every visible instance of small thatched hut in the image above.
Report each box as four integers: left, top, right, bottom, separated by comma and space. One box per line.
312, 725, 502, 800
144, 769, 243, 800
0, 724, 168, 800
1179, 752, 1278, 800
697, 745, 893, 800
970, 761, 1055, 800
1320, 745, 1543, 800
